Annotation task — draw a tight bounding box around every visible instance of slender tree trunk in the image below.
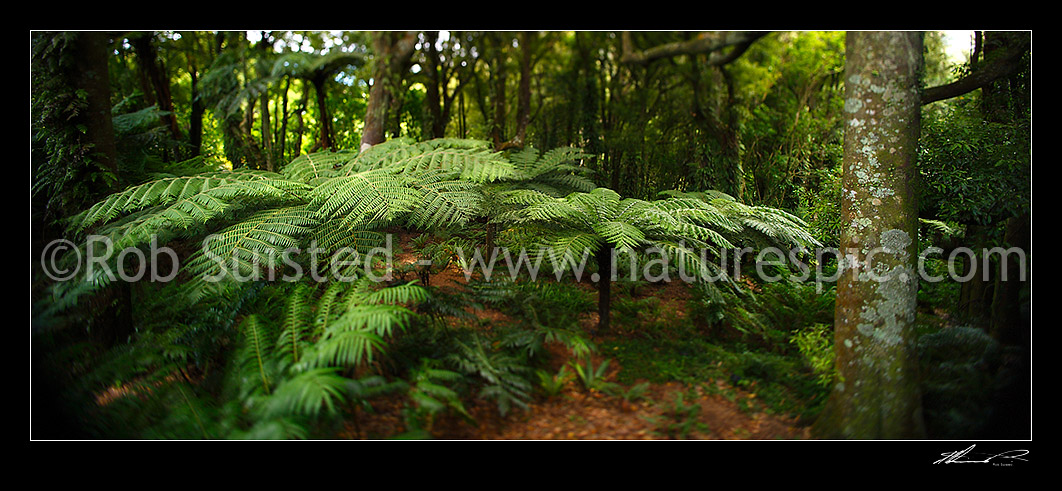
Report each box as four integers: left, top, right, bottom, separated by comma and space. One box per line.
490, 41, 508, 151
959, 224, 992, 327
278, 76, 290, 162
423, 31, 446, 139
294, 79, 309, 157
188, 66, 204, 157
813, 31, 926, 440
312, 75, 335, 150
596, 245, 613, 333
718, 67, 744, 202
507, 31, 534, 150
256, 32, 275, 169
459, 90, 466, 138
131, 33, 181, 142
260, 90, 274, 170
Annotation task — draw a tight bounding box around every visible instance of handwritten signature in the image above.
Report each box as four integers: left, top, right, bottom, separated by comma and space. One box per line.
933, 444, 1029, 465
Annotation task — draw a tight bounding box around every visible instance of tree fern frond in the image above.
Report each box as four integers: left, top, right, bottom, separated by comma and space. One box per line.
238, 315, 274, 395
402, 169, 484, 229
385, 147, 515, 183
277, 283, 312, 365
309, 221, 386, 254
593, 220, 647, 251
183, 206, 319, 282
282, 151, 356, 182
73, 171, 301, 232
308, 170, 420, 227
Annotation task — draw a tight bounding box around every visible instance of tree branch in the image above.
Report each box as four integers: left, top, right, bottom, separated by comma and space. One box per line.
621, 31, 768, 65
921, 37, 1029, 105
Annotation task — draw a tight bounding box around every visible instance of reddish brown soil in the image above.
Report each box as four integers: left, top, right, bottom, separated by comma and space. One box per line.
333, 231, 810, 440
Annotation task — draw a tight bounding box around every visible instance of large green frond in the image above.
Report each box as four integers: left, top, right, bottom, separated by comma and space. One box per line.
308, 170, 420, 227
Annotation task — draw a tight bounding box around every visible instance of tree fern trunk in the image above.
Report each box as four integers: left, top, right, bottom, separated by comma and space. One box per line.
597, 245, 612, 333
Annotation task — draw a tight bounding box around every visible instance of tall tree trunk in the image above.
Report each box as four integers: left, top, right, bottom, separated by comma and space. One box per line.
278, 76, 290, 162
958, 224, 992, 327
74, 32, 134, 347
294, 79, 309, 157
73, 32, 119, 190
459, 89, 467, 138
489, 37, 509, 151
718, 67, 744, 202
255, 33, 276, 170
260, 89, 274, 171
312, 74, 335, 151
506, 31, 534, 150
188, 65, 204, 157
423, 31, 446, 139
361, 31, 418, 151
131, 33, 181, 143
813, 31, 926, 440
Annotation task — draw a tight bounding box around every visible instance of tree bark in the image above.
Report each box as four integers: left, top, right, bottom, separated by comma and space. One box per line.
489, 34, 509, 151
506, 31, 535, 150
293, 79, 309, 157
73, 32, 134, 347
621, 31, 767, 66
361, 31, 418, 151
312, 74, 335, 151
73, 32, 120, 190
278, 76, 290, 162
131, 32, 181, 142
188, 64, 204, 157
423, 31, 446, 139
813, 31, 926, 440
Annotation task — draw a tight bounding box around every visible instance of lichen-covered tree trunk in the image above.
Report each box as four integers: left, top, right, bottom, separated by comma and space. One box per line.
813, 31, 926, 439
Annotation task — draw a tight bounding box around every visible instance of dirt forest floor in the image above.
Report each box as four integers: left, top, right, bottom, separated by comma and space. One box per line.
341, 378, 809, 440
333, 232, 812, 440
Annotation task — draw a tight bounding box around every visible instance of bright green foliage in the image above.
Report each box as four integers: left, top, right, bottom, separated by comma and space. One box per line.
535, 365, 575, 397
789, 323, 836, 388
570, 357, 620, 394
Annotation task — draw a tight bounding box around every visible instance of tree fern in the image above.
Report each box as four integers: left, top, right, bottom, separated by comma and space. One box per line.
282, 150, 357, 183
237, 314, 276, 395
308, 169, 421, 227
401, 169, 484, 229
276, 282, 313, 365
183, 205, 319, 282
71, 171, 307, 233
